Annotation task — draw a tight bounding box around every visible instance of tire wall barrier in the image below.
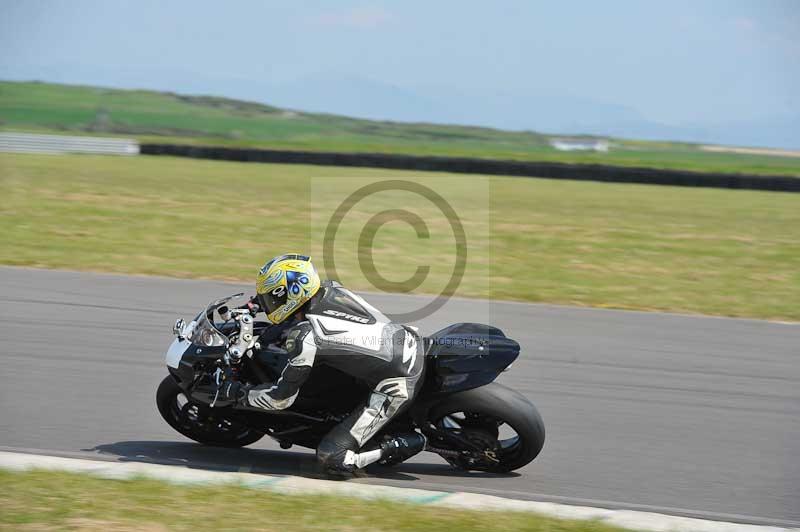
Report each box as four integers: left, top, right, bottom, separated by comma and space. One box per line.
139, 144, 800, 192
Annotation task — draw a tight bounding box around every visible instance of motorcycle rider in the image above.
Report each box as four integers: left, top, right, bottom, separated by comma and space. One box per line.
221, 253, 427, 475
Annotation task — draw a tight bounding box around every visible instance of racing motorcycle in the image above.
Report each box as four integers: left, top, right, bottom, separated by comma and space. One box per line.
157, 293, 545, 472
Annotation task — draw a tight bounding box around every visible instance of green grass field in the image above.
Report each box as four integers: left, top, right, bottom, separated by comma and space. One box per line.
2, 80, 800, 177
1, 153, 798, 321
0, 470, 630, 532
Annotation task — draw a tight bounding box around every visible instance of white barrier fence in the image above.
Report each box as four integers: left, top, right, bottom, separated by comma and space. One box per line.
0, 132, 139, 155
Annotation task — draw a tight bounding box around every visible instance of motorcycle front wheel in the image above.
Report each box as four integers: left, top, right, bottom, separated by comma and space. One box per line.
427, 382, 545, 473
156, 375, 264, 448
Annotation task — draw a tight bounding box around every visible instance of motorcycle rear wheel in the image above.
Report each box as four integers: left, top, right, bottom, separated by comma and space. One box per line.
428, 382, 545, 473
156, 376, 264, 448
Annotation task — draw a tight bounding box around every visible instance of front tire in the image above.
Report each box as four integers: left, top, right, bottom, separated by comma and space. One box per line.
427, 382, 545, 472
156, 375, 264, 448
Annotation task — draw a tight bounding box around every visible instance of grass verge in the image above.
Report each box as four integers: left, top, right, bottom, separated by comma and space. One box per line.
1, 153, 798, 321
0, 469, 630, 532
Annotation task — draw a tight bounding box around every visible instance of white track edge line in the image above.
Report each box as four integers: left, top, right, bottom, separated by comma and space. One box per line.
0, 451, 795, 532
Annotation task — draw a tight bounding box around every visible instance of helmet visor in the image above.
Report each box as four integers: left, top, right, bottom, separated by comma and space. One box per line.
257, 287, 287, 316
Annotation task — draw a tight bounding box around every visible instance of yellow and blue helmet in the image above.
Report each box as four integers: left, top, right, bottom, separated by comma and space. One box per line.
256, 254, 321, 324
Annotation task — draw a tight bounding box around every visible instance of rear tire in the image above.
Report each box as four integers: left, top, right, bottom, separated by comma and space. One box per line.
156, 375, 264, 448
428, 382, 545, 473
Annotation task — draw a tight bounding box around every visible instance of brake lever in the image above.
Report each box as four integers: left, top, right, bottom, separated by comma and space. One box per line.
210, 367, 224, 407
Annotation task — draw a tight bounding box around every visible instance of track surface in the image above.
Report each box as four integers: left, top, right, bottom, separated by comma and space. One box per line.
1, 267, 798, 526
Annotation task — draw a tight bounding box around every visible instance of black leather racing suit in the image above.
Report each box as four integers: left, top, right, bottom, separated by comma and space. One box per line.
245, 281, 425, 472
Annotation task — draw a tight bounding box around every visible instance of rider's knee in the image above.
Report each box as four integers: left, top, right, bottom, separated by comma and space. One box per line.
316, 442, 353, 475
315, 440, 338, 465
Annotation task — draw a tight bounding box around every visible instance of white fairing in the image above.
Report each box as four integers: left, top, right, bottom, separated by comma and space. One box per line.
166, 338, 191, 368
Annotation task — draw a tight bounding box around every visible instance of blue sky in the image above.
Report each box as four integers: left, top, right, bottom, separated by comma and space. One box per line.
1, 1, 798, 147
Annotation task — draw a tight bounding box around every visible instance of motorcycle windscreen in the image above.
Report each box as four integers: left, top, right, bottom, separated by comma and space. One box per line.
187, 293, 246, 347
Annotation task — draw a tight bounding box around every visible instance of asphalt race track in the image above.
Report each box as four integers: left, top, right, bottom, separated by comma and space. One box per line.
1, 267, 798, 526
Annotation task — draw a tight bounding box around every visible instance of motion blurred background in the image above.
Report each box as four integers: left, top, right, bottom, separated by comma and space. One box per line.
3, 0, 799, 148
1, 0, 798, 320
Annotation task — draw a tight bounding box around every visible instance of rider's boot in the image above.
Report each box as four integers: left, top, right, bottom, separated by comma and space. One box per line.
321, 432, 426, 478
378, 432, 427, 465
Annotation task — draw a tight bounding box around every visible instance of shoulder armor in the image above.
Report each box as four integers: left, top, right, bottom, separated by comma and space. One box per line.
285, 322, 314, 356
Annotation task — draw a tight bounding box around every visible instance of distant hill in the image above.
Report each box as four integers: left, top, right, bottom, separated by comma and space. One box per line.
235, 73, 800, 151
1, 80, 799, 176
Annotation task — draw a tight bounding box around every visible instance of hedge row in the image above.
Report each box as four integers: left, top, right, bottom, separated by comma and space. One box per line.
140, 144, 800, 192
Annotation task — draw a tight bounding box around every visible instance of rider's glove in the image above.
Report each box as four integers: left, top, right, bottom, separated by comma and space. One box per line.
219, 380, 247, 404
217, 365, 248, 404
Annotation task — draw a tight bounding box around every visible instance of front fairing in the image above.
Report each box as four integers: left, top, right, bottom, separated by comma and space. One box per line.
166, 337, 192, 368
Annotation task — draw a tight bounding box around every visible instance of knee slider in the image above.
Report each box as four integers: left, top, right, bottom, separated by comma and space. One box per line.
316, 440, 347, 468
